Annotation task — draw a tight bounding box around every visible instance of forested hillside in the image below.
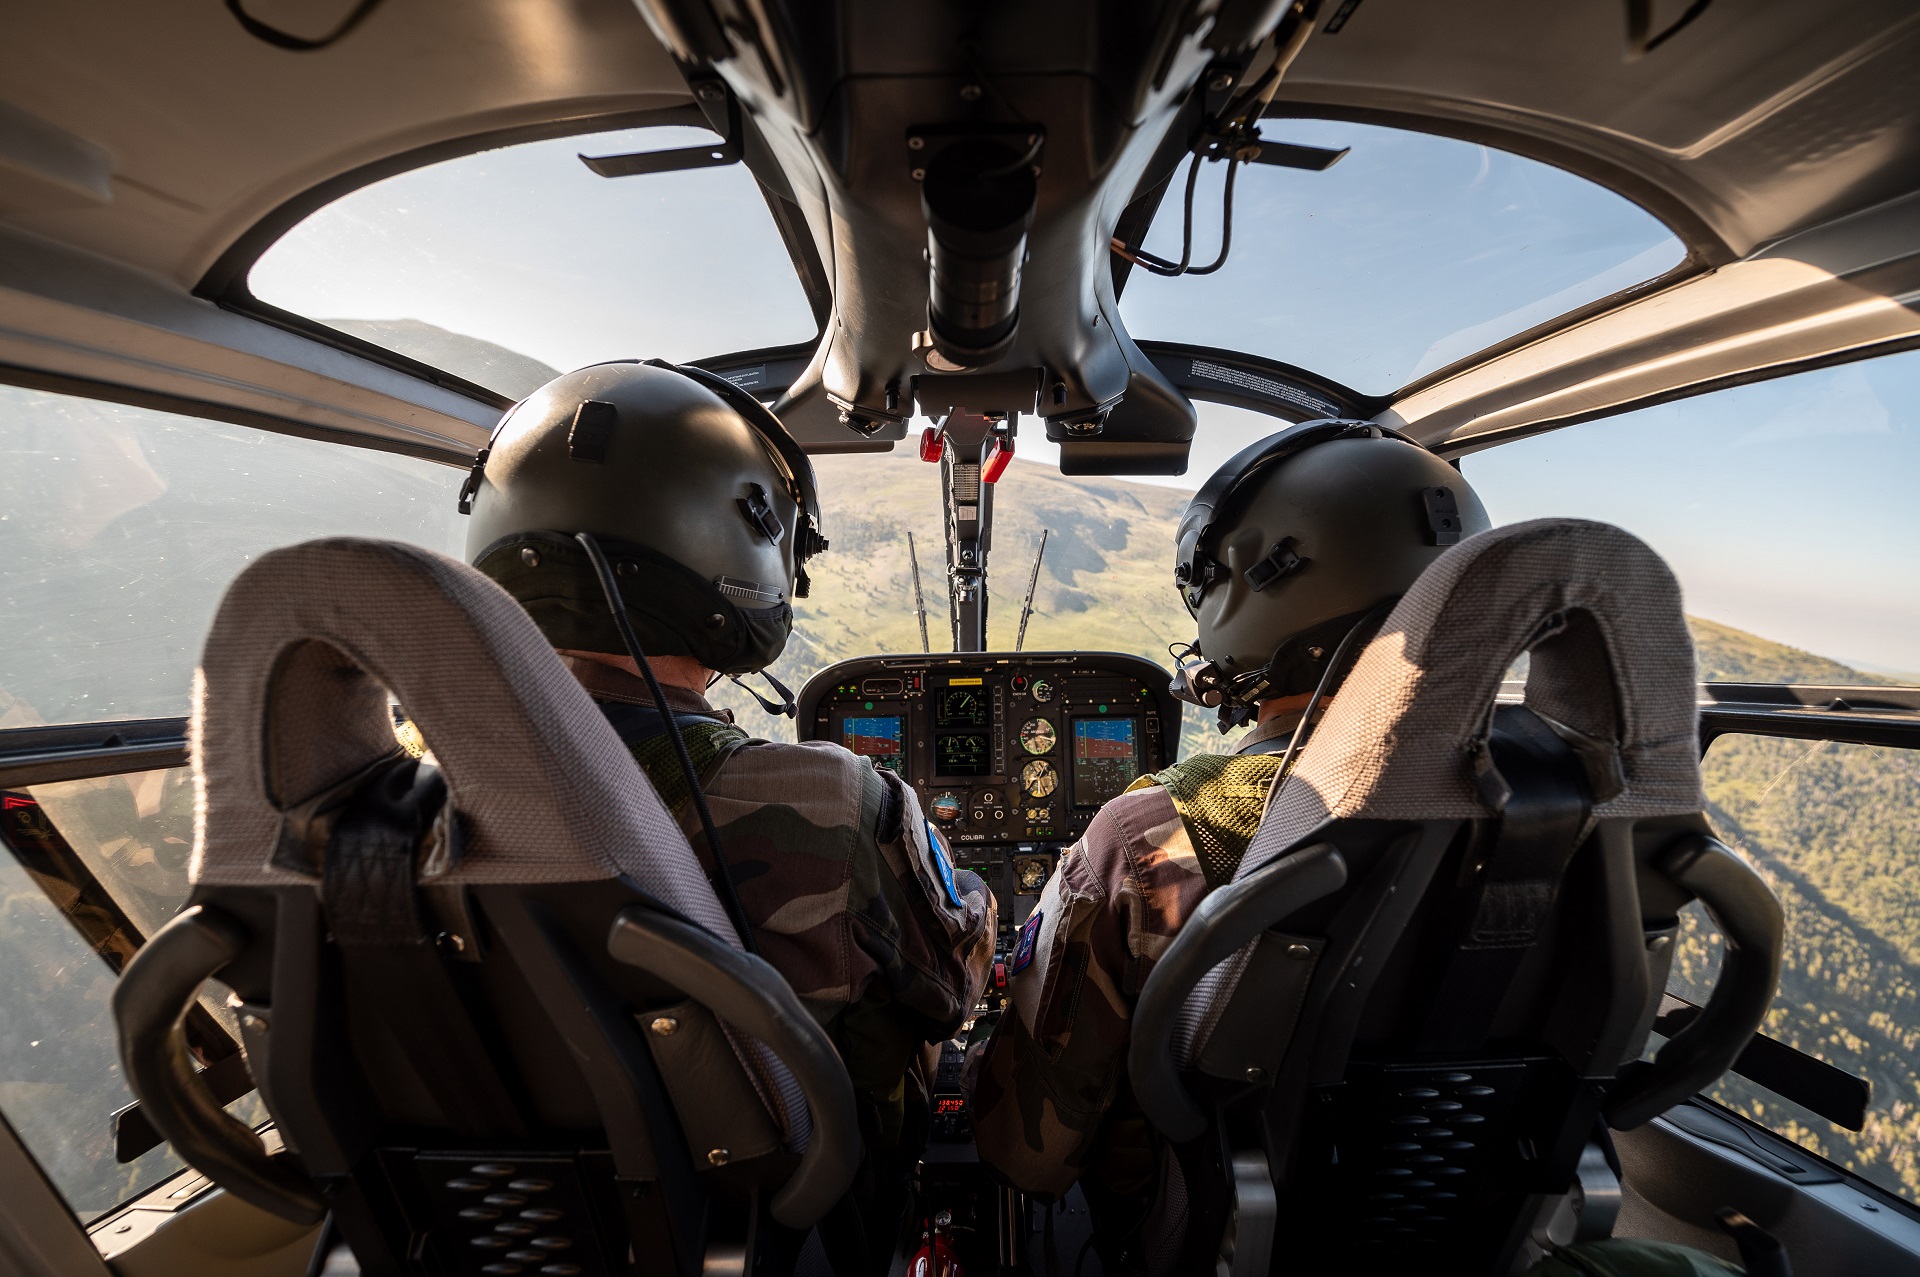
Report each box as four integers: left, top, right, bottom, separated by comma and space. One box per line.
1675, 732, 1920, 1200
716, 448, 1920, 1201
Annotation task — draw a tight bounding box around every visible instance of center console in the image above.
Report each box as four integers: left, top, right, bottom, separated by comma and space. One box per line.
799, 651, 1179, 1253
796, 650, 1181, 948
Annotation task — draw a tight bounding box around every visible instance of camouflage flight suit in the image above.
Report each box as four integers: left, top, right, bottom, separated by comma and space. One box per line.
563, 657, 996, 1261
967, 711, 1304, 1275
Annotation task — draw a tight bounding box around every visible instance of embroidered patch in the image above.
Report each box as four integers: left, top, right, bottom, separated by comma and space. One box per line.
928, 821, 963, 908
1010, 909, 1042, 976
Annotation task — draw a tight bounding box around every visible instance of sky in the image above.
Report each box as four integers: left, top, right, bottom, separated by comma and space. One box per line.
248, 120, 1920, 673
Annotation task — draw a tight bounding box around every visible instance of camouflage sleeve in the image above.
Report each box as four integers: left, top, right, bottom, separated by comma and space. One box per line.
855, 765, 997, 1034
965, 787, 1203, 1198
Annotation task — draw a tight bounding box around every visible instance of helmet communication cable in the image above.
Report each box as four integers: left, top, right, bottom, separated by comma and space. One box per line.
576, 531, 759, 954
1264, 597, 1397, 811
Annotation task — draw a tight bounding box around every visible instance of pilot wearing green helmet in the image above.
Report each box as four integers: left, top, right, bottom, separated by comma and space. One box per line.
968, 421, 1494, 1276
462, 360, 996, 1273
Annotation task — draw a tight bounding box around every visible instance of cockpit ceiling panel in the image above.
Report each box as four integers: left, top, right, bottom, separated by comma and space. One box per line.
1276, 0, 1920, 257
0, 0, 688, 287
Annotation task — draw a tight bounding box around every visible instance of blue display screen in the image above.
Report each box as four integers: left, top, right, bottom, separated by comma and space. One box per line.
1071, 718, 1139, 807
843, 715, 906, 775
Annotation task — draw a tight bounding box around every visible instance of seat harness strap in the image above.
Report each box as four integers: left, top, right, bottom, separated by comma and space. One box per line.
1416, 705, 1594, 1052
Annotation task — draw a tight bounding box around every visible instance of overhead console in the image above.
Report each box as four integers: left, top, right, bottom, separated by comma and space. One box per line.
797, 651, 1180, 944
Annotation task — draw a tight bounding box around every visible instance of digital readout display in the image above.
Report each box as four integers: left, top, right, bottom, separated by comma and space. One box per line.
842, 715, 905, 775
1071, 718, 1140, 807
935, 733, 991, 776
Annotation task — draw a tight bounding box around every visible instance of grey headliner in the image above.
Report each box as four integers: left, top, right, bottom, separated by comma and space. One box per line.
1, 0, 1917, 456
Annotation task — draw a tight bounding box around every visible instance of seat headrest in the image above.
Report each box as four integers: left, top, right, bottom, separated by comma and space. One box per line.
188, 537, 735, 938
1242, 518, 1704, 878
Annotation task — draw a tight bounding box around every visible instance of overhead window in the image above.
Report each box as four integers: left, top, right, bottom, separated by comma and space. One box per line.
0, 385, 466, 726
1463, 349, 1920, 686
246, 125, 821, 399
1118, 119, 1686, 395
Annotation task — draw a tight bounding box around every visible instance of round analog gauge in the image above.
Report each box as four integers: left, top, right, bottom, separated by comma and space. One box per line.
1019, 717, 1057, 755
1020, 759, 1059, 799
928, 792, 964, 824
1029, 678, 1056, 704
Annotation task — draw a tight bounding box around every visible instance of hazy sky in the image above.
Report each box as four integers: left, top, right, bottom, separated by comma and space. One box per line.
249, 119, 1919, 673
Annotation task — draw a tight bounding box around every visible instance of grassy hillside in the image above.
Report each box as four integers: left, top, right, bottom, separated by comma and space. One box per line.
1689, 616, 1893, 684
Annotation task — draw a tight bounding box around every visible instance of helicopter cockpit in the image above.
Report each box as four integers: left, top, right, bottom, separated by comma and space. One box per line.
3, 1, 1920, 1275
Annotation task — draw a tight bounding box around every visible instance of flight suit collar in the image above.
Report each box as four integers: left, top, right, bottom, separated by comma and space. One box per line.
1236, 709, 1304, 755
558, 653, 736, 723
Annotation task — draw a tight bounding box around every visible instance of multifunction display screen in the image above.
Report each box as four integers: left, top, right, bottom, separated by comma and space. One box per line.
842, 715, 906, 775
935, 680, 990, 729
1071, 718, 1140, 807
936, 733, 992, 776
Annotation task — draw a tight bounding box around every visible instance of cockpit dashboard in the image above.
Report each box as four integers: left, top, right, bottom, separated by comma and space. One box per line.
797, 651, 1180, 945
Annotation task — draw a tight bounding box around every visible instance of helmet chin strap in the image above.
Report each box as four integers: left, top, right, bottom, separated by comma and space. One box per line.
727, 670, 797, 718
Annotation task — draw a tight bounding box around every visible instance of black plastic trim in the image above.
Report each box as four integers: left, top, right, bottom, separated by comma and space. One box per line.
689, 341, 817, 403
1136, 341, 1386, 423
1696, 683, 1920, 752
0, 719, 190, 789
1656, 994, 1870, 1133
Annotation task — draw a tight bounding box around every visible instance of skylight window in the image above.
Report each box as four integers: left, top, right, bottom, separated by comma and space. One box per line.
1118, 119, 1687, 395
247, 124, 820, 399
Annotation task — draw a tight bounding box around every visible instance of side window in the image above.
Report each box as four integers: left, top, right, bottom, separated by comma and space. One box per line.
1464, 351, 1920, 1200
0, 776, 244, 1221
1463, 349, 1920, 688
1670, 735, 1920, 1203
0, 386, 467, 1223
0, 383, 467, 726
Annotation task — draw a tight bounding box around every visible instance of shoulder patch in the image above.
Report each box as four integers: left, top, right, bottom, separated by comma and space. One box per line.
927, 821, 963, 908
1010, 908, 1042, 975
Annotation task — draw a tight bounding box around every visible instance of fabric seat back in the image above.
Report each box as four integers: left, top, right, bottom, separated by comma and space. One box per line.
1131, 519, 1781, 1276
116, 538, 859, 1277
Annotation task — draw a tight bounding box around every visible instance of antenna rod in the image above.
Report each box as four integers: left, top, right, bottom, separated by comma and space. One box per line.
908, 530, 931, 654
1015, 528, 1049, 652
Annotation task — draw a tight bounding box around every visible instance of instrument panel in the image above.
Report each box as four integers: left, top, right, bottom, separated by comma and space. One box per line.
797, 651, 1181, 949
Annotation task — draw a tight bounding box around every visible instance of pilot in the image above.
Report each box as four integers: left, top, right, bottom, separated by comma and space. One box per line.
461, 361, 996, 1272
966, 424, 1491, 1275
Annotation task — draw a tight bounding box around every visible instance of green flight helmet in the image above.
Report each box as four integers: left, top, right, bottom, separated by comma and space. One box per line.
459, 360, 828, 675
1171, 420, 1490, 723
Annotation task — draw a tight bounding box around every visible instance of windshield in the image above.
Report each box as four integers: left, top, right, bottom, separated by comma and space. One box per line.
1118, 119, 1686, 394
247, 124, 820, 399
703, 403, 1287, 757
